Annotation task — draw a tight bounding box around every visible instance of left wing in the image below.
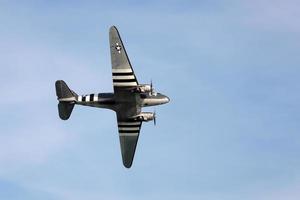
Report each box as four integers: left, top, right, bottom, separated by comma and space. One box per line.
116, 112, 142, 168
110, 26, 142, 168
109, 26, 139, 91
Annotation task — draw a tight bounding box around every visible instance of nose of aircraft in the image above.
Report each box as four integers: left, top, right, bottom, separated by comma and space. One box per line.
162, 95, 170, 104
156, 93, 170, 104
166, 96, 170, 103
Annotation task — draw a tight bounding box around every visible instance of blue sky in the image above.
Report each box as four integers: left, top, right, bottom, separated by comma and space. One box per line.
0, 0, 300, 199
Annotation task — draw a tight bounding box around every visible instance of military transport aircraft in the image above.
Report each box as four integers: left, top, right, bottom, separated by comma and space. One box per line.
55, 26, 170, 168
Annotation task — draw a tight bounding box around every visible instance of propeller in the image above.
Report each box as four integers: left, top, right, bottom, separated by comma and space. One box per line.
153, 110, 156, 126
150, 79, 156, 96
150, 79, 153, 95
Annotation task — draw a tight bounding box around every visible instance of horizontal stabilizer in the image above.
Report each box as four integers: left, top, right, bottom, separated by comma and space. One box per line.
58, 102, 75, 120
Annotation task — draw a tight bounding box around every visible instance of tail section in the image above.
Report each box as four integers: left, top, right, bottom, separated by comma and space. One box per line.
55, 80, 77, 120
55, 80, 77, 100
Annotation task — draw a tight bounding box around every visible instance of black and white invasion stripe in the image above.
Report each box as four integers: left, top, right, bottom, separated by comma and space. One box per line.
118, 121, 141, 136
112, 68, 137, 87
77, 94, 99, 102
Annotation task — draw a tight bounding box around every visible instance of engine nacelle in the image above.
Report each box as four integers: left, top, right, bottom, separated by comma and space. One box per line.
136, 84, 151, 93
135, 112, 155, 122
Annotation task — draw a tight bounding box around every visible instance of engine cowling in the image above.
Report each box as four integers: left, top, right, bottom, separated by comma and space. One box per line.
135, 112, 155, 122
136, 84, 151, 93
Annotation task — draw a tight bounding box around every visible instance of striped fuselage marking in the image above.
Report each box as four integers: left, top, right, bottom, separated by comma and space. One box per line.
77, 93, 114, 105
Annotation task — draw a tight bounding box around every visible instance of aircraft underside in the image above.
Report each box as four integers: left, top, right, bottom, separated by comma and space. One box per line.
55, 26, 169, 168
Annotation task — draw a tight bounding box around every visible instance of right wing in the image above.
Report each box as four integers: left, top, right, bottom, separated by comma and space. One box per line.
116, 112, 143, 168
109, 26, 139, 91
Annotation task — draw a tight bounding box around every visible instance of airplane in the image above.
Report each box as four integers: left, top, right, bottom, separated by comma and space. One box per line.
55, 26, 170, 168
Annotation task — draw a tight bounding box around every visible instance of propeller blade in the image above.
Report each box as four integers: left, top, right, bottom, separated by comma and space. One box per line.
150, 79, 153, 95
153, 110, 156, 126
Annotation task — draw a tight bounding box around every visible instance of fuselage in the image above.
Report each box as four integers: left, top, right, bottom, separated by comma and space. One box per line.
75, 92, 169, 111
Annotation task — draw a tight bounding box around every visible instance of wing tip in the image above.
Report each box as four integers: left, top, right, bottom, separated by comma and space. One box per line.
110, 25, 118, 32
122, 152, 134, 168
123, 160, 133, 168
